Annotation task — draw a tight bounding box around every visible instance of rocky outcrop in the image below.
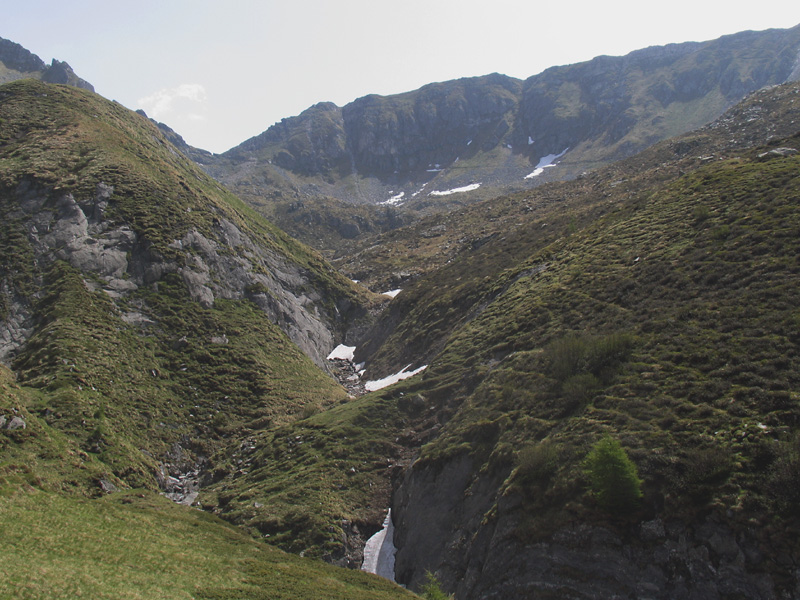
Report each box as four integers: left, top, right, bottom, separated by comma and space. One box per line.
392, 455, 794, 599
1, 178, 343, 370
0, 37, 93, 90
342, 74, 521, 177
0, 37, 46, 73
40, 59, 94, 91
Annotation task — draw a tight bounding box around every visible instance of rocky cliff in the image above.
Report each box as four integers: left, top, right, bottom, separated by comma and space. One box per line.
0, 36, 93, 90
208, 25, 800, 215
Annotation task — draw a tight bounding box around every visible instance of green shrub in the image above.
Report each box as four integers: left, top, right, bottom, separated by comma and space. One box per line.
517, 441, 558, 483
678, 445, 733, 502
767, 438, 800, 513
561, 373, 600, 408
545, 333, 634, 383
584, 436, 643, 513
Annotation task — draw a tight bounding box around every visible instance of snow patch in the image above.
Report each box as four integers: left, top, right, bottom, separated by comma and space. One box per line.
382, 289, 402, 298
528, 136, 535, 145
381, 191, 405, 206
327, 344, 356, 361
430, 182, 481, 196
364, 365, 428, 392
525, 147, 569, 179
362, 510, 396, 581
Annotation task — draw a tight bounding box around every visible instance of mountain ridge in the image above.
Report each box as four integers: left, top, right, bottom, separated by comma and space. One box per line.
200, 24, 800, 258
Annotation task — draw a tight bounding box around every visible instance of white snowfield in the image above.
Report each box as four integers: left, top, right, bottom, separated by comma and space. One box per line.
430, 182, 481, 196
364, 364, 428, 392
326, 345, 428, 392
525, 147, 569, 179
361, 510, 396, 581
326, 344, 356, 361
381, 191, 405, 206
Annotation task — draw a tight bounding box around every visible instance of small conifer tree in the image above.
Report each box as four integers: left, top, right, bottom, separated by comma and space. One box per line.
584, 435, 643, 513
421, 571, 453, 600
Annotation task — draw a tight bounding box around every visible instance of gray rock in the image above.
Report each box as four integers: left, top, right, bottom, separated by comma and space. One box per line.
393, 451, 782, 600
6, 416, 26, 430
641, 518, 666, 542
99, 478, 118, 493
757, 147, 799, 160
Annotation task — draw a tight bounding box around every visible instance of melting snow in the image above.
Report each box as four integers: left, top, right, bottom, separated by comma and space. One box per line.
362, 510, 396, 581
381, 191, 405, 206
327, 344, 356, 361
525, 147, 569, 179
365, 365, 428, 392
430, 182, 481, 196
382, 289, 402, 298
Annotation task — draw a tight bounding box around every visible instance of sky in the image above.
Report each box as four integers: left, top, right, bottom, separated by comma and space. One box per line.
4, 0, 800, 154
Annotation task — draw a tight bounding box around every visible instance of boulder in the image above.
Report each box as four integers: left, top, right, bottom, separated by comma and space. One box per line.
6, 416, 26, 430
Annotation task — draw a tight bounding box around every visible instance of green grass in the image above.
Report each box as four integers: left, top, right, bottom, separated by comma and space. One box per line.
203, 386, 426, 559
0, 488, 415, 600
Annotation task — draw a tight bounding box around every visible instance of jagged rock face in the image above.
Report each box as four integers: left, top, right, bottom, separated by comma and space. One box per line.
211, 25, 800, 208
0, 37, 93, 90
1, 177, 339, 369
39, 59, 94, 91
342, 74, 521, 176
392, 456, 787, 599
0, 37, 46, 73
230, 101, 349, 176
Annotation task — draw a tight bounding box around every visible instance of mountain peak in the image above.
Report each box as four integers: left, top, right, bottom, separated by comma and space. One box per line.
0, 36, 93, 91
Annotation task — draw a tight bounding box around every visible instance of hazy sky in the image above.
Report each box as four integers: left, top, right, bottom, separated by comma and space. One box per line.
4, 1, 800, 153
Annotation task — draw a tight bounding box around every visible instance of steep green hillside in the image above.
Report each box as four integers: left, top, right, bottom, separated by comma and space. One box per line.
0, 366, 413, 600
0, 79, 412, 599
218, 83, 800, 597
384, 100, 800, 596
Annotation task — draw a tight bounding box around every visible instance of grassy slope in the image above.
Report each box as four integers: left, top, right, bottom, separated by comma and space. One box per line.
224, 85, 800, 574
0, 366, 413, 598
201, 383, 439, 560
0, 79, 369, 483
0, 80, 413, 599
0, 488, 414, 600
0, 79, 367, 309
